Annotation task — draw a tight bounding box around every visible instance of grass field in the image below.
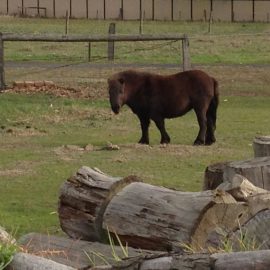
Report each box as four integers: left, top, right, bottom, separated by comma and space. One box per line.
0, 16, 270, 238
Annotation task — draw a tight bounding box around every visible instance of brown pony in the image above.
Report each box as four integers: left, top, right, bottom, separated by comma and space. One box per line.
108, 69, 219, 145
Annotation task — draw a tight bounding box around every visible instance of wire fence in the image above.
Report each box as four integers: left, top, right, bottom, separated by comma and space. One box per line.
0, 32, 191, 89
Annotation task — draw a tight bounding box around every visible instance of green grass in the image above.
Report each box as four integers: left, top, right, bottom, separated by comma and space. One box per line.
0, 241, 17, 270
0, 92, 269, 237
1, 17, 270, 64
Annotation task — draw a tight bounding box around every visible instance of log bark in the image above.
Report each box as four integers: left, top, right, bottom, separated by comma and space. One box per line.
223, 156, 270, 190
58, 167, 270, 252
203, 162, 229, 190
253, 135, 270, 157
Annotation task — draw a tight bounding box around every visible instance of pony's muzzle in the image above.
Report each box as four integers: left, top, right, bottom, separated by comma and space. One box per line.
111, 105, 120, 114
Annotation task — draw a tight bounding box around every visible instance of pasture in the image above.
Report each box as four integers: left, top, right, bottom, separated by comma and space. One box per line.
0, 17, 270, 238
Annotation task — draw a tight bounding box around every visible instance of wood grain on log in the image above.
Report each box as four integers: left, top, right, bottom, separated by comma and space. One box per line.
253, 135, 270, 157
58, 166, 141, 241
229, 209, 270, 250
223, 157, 270, 190
102, 182, 251, 251
217, 174, 268, 201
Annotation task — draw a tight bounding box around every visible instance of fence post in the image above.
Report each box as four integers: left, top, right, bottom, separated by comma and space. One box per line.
0, 33, 6, 91
208, 10, 213, 34
139, 0, 143, 34
108, 23, 115, 61
65, 10, 69, 35
182, 34, 191, 71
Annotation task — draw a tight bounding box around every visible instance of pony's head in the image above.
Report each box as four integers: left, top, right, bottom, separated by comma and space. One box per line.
108, 75, 125, 114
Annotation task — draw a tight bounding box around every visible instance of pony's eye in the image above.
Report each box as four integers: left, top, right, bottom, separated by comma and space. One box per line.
118, 78, 124, 84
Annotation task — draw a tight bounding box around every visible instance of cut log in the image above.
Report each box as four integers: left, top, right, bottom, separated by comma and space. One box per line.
203, 162, 229, 190
84, 252, 211, 270
67, 250, 270, 270
211, 250, 270, 270
18, 233, 152, 269
58, 166, 141, 241
102, 182, 240, 251
59, 167, 270, 251
216, 174, 268, 201
6, 252, 76, 270
253, 135, 270, 157
223, 156, 270, 190
228, 209, 270, 250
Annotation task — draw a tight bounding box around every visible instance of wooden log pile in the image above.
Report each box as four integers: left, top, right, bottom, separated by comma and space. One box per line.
58, 166, 270, 253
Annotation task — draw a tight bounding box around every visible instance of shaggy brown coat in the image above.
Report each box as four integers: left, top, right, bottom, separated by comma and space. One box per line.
108, 69, 219, 145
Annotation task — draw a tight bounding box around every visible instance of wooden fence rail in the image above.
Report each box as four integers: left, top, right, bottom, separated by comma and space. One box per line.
0, 33, 191, 90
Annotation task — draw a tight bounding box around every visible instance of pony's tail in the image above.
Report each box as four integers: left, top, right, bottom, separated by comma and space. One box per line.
207, 78, 219, 128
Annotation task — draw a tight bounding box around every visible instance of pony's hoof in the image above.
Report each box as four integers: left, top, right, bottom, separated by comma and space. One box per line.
205, 140, 215, 145
193, 140, 204, 146
138, 139, 149, 145
160, 137, 171, 144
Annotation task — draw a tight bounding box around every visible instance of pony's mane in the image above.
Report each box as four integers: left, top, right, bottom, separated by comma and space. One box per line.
111, 70, 155, 82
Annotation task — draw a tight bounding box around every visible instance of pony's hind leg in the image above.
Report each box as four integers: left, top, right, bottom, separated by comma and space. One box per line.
193, 109, 207, 145
205, 119, 216, 145
205, 96, 218, 145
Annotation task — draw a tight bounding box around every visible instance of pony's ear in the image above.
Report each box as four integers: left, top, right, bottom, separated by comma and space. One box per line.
118, 78, 124, 85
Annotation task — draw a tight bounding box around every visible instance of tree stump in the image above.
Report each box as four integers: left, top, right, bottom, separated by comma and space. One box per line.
203, 162, 229, 190
223, 156, 270, 190
58, 167, 270, 251
253, 135, 270, 157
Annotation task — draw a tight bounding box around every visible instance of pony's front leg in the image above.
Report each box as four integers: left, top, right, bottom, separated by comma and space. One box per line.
138, 115, 150, 144
153, 117, 171, 144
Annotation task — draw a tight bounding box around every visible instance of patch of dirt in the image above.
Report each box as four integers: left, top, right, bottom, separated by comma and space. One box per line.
5, 64, 270, 99
53, 144, 94, 161
1, 126, 46, 137
0, 161, 37, 177
7, 84, 95, 99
